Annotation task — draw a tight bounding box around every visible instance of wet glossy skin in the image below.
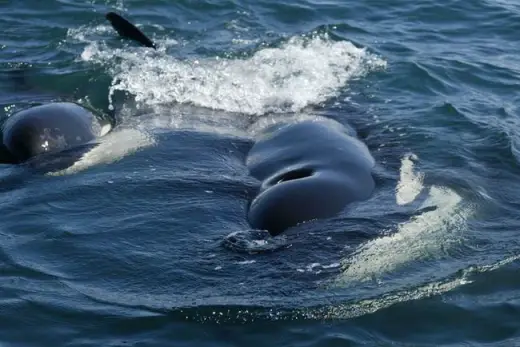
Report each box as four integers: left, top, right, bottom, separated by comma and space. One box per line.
246, 119, 375, 236
1, 102, 101, 164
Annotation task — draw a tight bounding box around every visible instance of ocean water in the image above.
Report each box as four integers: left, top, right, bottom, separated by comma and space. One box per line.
1, 0, 520, 345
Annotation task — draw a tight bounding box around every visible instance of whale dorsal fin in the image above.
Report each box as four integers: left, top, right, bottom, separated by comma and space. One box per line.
106, 12, 156, 49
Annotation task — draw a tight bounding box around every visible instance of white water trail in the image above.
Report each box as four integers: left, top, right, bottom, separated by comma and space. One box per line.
71, 25, 386, 124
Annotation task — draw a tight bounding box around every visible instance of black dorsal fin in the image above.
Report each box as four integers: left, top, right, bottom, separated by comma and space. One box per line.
106, 12, 156, 49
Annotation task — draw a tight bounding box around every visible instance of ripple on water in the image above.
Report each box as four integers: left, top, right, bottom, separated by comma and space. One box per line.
1, 0, 520, 345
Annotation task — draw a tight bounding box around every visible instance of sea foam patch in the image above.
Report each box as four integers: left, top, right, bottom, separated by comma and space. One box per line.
71, 26, 386, 132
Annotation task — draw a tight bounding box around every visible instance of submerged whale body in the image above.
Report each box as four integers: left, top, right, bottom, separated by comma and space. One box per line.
1, 102, 110, 166
246, 119, 376, 237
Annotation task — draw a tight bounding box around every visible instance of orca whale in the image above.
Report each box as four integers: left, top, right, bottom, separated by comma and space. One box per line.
100, 12, 379, 237
0, 102, 112, 165
99, 13, 378, 237
0, 12, 154, 167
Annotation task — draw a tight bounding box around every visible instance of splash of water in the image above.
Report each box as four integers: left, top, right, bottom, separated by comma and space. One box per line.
71, 25, 386, 122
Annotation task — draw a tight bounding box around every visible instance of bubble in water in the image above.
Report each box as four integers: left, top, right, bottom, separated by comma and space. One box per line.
222, 230, 290, 254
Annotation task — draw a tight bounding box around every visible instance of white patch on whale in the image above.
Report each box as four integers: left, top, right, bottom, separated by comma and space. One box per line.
333, 185, 473, 285
396, 153, 425, 205
47, 128, 155, 176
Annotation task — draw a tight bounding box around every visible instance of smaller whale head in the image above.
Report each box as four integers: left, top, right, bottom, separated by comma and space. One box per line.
2, 103, 98, 163
6, 126, 70, 162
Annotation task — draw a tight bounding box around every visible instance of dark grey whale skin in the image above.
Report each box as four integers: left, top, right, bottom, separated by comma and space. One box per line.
0, 102, 105, 166
246, 119, 376, 237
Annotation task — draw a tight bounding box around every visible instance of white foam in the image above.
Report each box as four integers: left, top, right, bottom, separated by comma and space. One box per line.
77, 31, 386, 122
65, 25, 386, 171
87, 0, 127, 11
67, 25, 114, 45
396, 153, 424, 205
236, 260, 256, 265
333, 185, 472, 284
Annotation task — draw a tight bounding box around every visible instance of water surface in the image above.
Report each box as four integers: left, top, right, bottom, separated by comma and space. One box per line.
1, 0, 520, 345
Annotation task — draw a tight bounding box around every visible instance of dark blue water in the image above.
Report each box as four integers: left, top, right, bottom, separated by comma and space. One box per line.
2, 0, 520, 345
